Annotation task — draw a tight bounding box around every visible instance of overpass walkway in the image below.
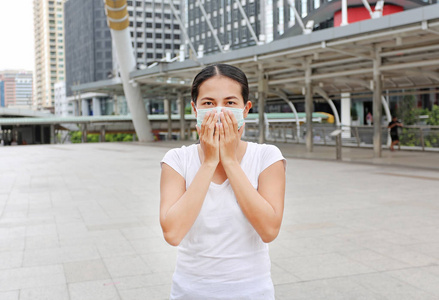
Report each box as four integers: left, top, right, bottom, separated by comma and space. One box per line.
1, 142, 438, 299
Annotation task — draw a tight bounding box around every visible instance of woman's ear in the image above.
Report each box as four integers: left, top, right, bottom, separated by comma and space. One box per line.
243, 101, 252, 118
191, 101, 197, 117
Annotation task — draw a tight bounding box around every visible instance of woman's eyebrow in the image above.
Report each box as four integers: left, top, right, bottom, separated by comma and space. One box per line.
224, 96, 239, 100
199, 97, 216, 101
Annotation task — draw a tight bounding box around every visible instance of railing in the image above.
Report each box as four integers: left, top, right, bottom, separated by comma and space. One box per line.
243, 123, 439, 151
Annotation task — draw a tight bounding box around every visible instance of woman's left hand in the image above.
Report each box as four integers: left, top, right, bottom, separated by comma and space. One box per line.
219, 109, 244, 165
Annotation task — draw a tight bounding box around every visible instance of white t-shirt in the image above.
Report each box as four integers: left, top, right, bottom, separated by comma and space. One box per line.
161, 142, 286, 300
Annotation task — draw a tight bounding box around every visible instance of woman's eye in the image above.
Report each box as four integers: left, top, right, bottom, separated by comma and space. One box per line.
226, 101, 236, 106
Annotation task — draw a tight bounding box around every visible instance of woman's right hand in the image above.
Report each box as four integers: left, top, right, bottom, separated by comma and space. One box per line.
197, 111, 220, 166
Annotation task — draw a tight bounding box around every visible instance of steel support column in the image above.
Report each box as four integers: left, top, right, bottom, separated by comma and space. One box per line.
81, 124, 87, 143
258, 67, 267, 144
50, 125, 55, 144
100, 126, 106, 142
178, 93, 186, 140
305, 63, 313, 152
165, 99, 172, 140
373, 48, 382, 157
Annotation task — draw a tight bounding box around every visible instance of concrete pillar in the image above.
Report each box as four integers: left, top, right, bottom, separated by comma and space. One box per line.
341, 92, 351, 138
81, 124, 87, 143
258, 67, 267, 144
373, 49, 382, 157
92, 97, 101, 116
105, 0, 153, 142
305, 64, 314, 152
50, 125, 55, 144
100, 126, 106, 142
341, 0, 349, 26
165, 99, 172, 140
82, 99, 89, 116
178, 93, 186, 140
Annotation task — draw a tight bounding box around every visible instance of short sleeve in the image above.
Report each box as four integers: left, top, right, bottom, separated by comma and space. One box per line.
260, 145, 286, 173
161, 148, 185, 178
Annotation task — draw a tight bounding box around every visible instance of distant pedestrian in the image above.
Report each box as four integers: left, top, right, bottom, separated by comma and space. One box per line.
388, 116, 403, 151
366, 112, 373, 126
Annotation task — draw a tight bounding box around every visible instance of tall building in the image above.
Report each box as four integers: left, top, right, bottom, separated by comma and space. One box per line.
0, 80, 4, 107
186, 0, 260, 54
64, 0, 113, 97
54, 81, 74, 116
33, 0, 66, 110
64, 0, 183, 115
0, 70, 33, 108
126, 0, 182, 63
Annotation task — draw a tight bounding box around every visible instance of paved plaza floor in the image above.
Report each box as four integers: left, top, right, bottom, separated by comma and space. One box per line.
1, 141, 439, 299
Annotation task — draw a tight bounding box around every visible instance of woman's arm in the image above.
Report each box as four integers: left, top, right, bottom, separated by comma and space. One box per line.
219, 110, 285, 243
160, 162, 217, 246
160, 112, 220, 246
223, 160, 285, 243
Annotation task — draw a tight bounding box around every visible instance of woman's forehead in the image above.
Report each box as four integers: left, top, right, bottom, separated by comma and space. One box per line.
198, 76, 241, 94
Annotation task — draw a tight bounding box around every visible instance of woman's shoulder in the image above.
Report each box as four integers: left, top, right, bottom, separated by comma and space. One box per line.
163, 143, 198, 160
246, 141, 282, 155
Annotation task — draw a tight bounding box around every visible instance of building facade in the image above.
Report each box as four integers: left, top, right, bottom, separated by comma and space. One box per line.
0, 70, 33, 108
33, 0, 66, 110
54, 81, 75, 116
64, 0, 113, 97
0, 81, 4, 107
64, 0, 183, 116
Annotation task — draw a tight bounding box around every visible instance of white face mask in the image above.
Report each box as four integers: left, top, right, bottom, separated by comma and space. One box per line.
195, 106, 245, 129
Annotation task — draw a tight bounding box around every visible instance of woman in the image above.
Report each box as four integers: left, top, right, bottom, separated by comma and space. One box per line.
160, 64, 286, 299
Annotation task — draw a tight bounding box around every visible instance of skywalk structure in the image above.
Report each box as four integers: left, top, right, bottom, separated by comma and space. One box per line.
75, 1, 439, 157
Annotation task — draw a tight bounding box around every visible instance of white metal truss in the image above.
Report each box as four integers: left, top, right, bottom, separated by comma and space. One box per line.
196, 0, 224, 53
233, 0, 259, 44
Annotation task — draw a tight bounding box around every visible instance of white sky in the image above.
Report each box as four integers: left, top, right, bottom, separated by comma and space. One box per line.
0, 0, 35, 72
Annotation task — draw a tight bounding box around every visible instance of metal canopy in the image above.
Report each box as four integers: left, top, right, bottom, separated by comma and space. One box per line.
129, 4, 439, 100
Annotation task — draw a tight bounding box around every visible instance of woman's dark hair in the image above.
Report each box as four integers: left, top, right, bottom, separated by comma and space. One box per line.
191, 64, 249, 104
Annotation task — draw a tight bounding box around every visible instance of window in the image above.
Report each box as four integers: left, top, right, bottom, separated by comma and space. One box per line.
129, 11, 133, 16
136, 11, 142, 17
156, 13, 162, 18
136, 22, 142, 27
147, 53, 153, 58
175, 24, 180, 29
137, 42, 143, 48
156, 33, 162, 38
137, 52, 143, 58
156, 44, 162, 49
165, 44, 171, 49
146, 43, 153, 47
136, 32, 142, 38
146, 12, 152, 18
136, 1, 142, 7
156, 53, 162, 59
146, 23, 152, 28
155, 23, 161, 29
146, 32, 153, 38
130, 32, 134, 37
165, 33, 171, 39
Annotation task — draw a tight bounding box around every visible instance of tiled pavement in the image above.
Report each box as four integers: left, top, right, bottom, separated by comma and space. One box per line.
1, 142, 439, 299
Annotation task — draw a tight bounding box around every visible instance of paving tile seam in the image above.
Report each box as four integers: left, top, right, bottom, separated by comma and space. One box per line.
272, 263, 439, 287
